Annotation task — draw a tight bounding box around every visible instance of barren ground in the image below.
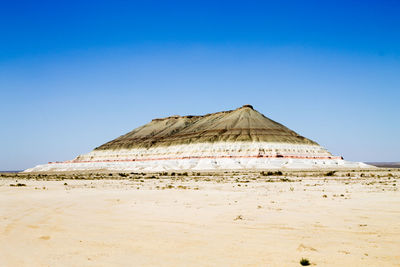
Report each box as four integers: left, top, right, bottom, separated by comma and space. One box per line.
1, 169, 399, 266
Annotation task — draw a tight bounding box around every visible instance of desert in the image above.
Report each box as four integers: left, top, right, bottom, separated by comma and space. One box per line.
1, 169, 399, 266
3, 1, 400, 266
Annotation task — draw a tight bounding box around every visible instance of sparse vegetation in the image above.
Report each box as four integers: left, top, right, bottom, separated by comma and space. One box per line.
234, 215, 243, 221
260, 171, 283, 176
300, 258, 310, 266
177, 185, 188, 189
326, 171, 336, 176
10, 183, 26, 187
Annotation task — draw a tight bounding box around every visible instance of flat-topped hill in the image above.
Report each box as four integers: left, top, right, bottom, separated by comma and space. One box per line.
96, 105, 317, 150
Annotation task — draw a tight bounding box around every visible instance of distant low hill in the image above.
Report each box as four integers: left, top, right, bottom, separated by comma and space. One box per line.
366, 162, 400, 168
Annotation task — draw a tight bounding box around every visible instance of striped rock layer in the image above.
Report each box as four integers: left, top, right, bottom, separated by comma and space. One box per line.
25, 105, 370, 172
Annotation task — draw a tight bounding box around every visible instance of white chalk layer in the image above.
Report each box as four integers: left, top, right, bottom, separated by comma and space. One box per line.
25, 142, 371, 172
25, 158, 370, 172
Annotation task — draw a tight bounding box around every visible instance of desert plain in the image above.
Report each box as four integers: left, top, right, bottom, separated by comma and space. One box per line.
1, 169, 399, 266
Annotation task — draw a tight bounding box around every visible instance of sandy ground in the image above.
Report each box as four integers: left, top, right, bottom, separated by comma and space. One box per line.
0, 170, 399, 266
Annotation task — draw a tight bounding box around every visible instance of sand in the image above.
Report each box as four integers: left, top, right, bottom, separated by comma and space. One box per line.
1, 170, 399, 266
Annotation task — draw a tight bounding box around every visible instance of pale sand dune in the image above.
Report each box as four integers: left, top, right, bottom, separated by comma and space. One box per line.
0, 171, 399, 266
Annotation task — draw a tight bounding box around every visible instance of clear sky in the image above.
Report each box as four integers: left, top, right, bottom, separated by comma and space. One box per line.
1, 0, 399, 170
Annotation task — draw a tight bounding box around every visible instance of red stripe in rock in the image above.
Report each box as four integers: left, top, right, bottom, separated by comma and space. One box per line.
49, 154, 343, 164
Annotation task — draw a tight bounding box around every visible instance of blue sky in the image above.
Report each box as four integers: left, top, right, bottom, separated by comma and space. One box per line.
1, 0, 399, 170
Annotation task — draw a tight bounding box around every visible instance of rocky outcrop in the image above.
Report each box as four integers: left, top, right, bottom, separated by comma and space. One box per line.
25, 105, 372, 172
95, 105, 317, 150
